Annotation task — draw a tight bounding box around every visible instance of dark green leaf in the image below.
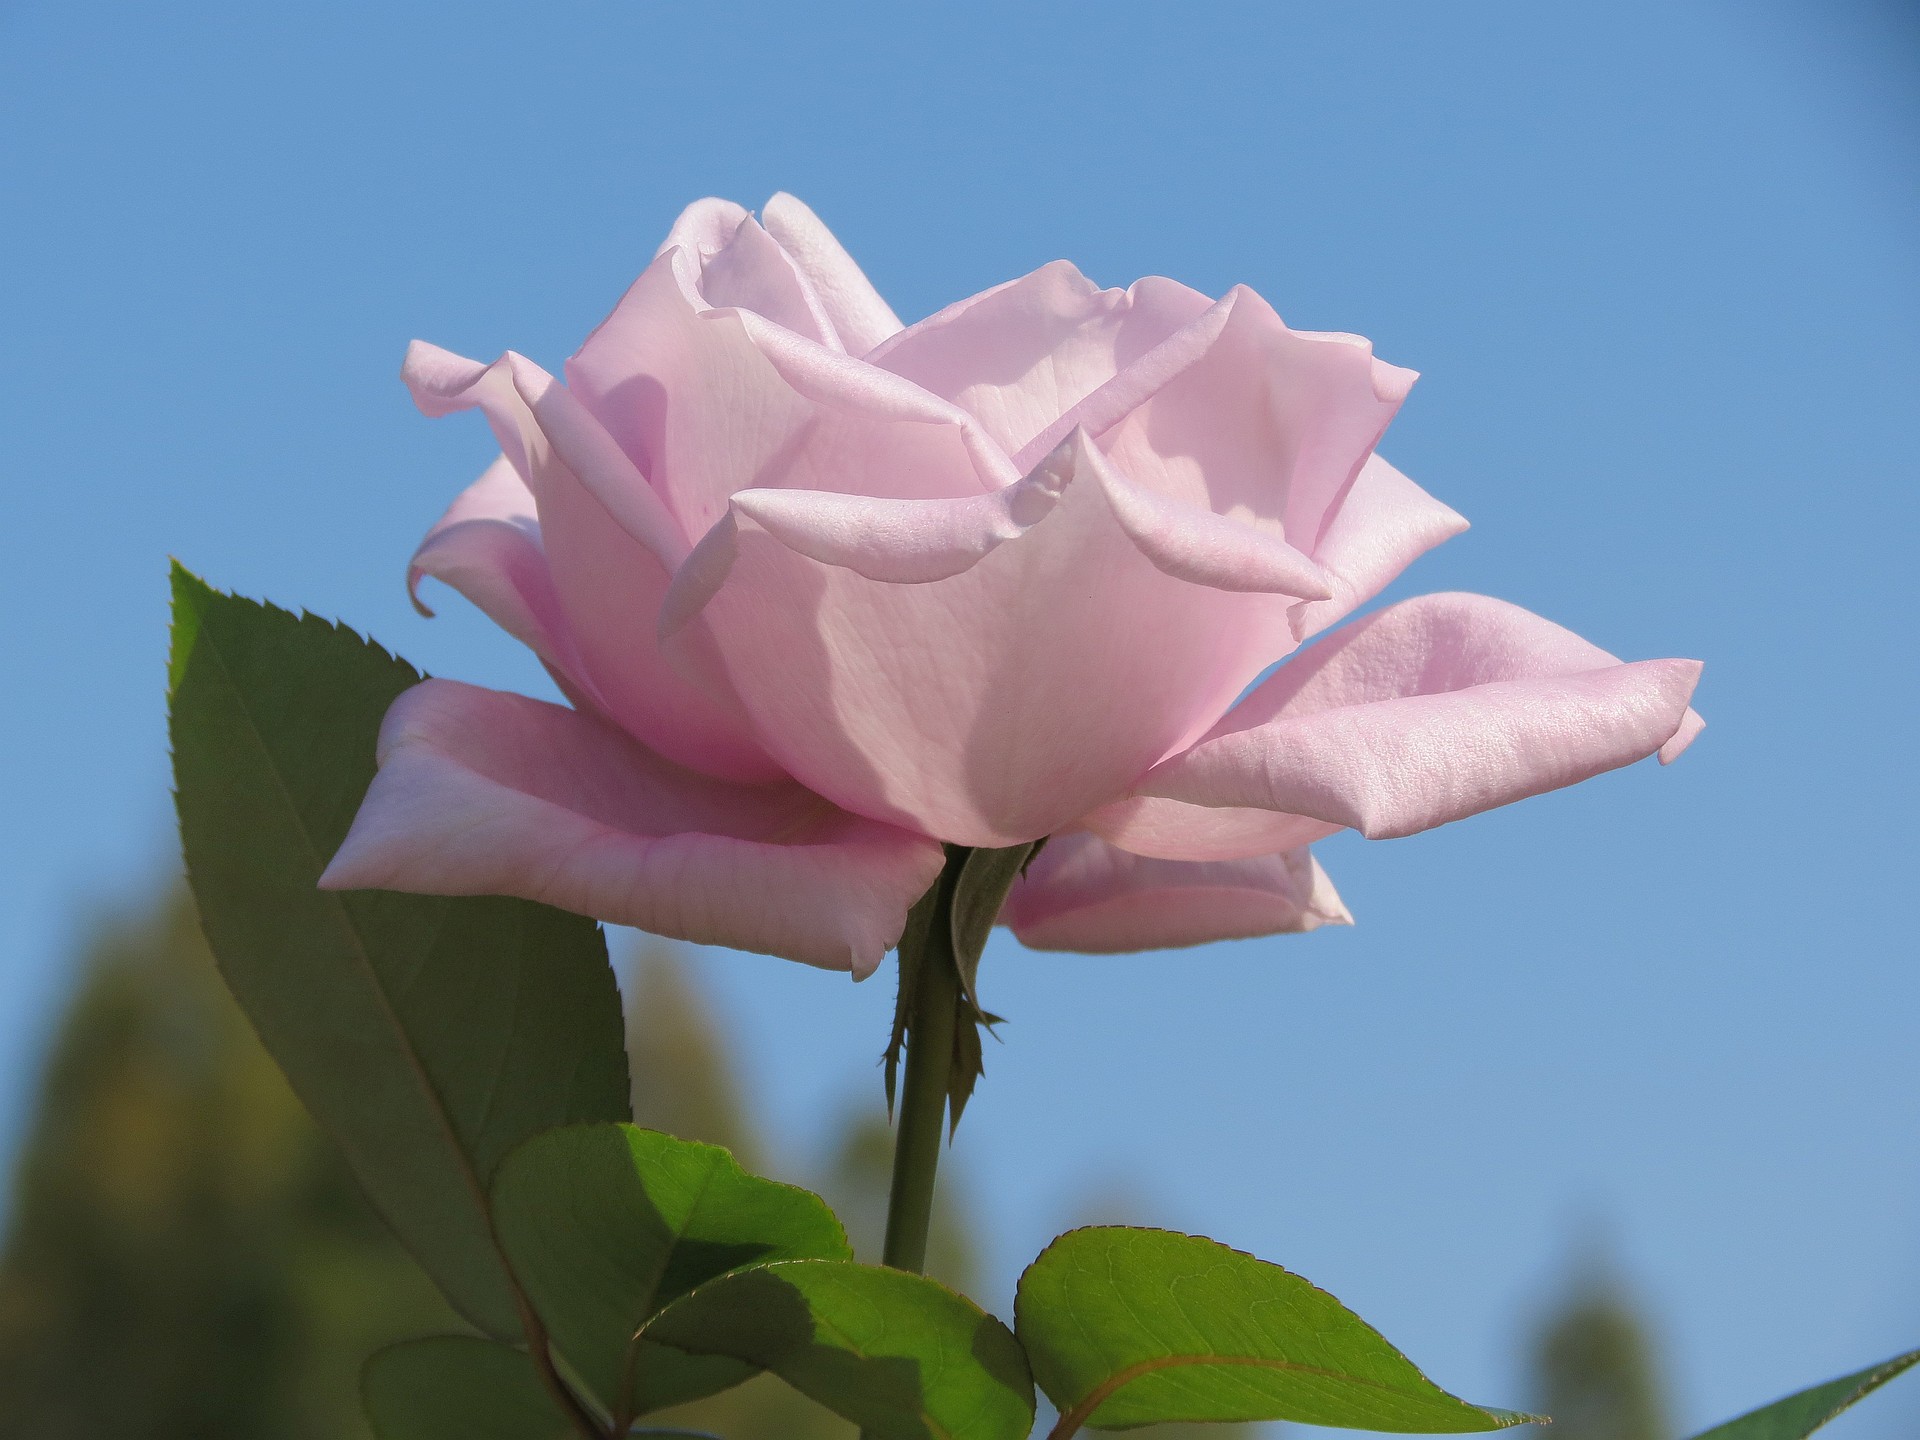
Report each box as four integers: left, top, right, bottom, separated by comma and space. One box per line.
1687, 1349, 1920, 1440
1015, 1227, 1536, 1435
361, 1337, 571, 1440
645, 1258, 1035, 1440
167, 565, 630, 1337
491, 1123, 851, 1423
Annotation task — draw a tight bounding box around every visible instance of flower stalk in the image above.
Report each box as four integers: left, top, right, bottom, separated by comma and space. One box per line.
880, 842, 1039, 1273
881, 880, 961, 1272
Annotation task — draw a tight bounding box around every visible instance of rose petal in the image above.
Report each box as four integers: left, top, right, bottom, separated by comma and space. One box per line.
1660, 707, 1706, 764
690, 212, 840, 349
401, 342, 779, 782
1141, 592, 1705, 840
567, 249, 1011, 542
661, 432, 1327, 847
1018, 286, 1414, 556
318, 680, 944, 975
1077, 796, 1341, 863
663, 431, 1331, 601
406, 455, 588, 682
1286, 453, 1469, 640
1002, 831, 1349, 953
867, 261, 1213, 459
762, 192, 904, 357
657, 196, 754, 259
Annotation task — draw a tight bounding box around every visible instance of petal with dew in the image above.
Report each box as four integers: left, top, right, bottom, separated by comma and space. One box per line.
1003, 832, 1349, 953
1141, 592, 1704, 840
319, 680, 943, 975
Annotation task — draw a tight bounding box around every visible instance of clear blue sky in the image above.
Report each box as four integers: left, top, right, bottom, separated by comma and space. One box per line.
3, 1, 1916, 1434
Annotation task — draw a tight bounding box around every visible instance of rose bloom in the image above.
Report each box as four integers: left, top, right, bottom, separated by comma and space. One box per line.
322, 194, 1702, 973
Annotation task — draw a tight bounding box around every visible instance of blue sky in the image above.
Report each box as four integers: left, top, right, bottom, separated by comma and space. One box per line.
2, 1, 1916, 1434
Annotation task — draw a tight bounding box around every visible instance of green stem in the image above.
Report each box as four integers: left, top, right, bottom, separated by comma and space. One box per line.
881, 861, 961, 1273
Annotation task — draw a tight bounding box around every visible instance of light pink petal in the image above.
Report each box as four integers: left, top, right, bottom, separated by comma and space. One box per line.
567, 250, 1011, 542
867, 262, 1213, 460
1027, 286, 1413, 556
406, 456, 590, 686
1286, 454, 1470, 641
689, 212, 840, 349
661, 433, 1326, 847
1002, 832, 1349, 954
1660, 707, 1706, 764
318, 680, 944, 976
401, 343, 779, 783
762, 193, 904, 357
1142, 592, 1705, 840
656, 197, 754, 259
661, 433, 1331, 611
1077, 796, 1341, 863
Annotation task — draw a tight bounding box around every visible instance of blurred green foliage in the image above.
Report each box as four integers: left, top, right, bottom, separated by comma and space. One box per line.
0, 887, 457, 1439
0, 893, 968, 1439
0, 882, 1676, 1440
1528, 1261, 1671, 1440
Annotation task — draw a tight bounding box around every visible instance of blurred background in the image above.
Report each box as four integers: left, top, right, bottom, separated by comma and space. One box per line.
1, 1, 1915, 1436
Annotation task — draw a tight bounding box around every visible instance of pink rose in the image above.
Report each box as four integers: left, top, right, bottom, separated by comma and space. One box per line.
321, 194, 1702, 972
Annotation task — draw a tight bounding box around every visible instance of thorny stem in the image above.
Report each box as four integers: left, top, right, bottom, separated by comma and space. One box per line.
880, 859, 962, 1274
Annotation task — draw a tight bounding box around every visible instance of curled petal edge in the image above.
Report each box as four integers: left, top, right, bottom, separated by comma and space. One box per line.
401, 340, 691, 572
658, 430, 1331, 637
1140, 592, 1704, 841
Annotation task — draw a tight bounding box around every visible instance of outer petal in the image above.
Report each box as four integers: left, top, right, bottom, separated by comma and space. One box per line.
662, 432, 1329, 847
567, 249, 1011, 542
762, 192, 904, 357
1078, 796, 1341, 863
1002, 832, 1349, 953
866, 262, 1213, 460
401, 343, 780, 782
318, 680, 944, 976
1022, 286, 1414, 555
1286, 453, 1470, 640
406, 455, 589, 685
1141, 592, 1705, 840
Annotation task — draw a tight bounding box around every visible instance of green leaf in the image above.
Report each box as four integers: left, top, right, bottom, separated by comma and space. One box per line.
490, 1123, 852, 1423
644, 1258, 1036, 1440
1686, 1348, 1920, 1440
167, 564, 630, 1337
362, 1337, 572, 1440
1015, 1227, 1536, 1435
